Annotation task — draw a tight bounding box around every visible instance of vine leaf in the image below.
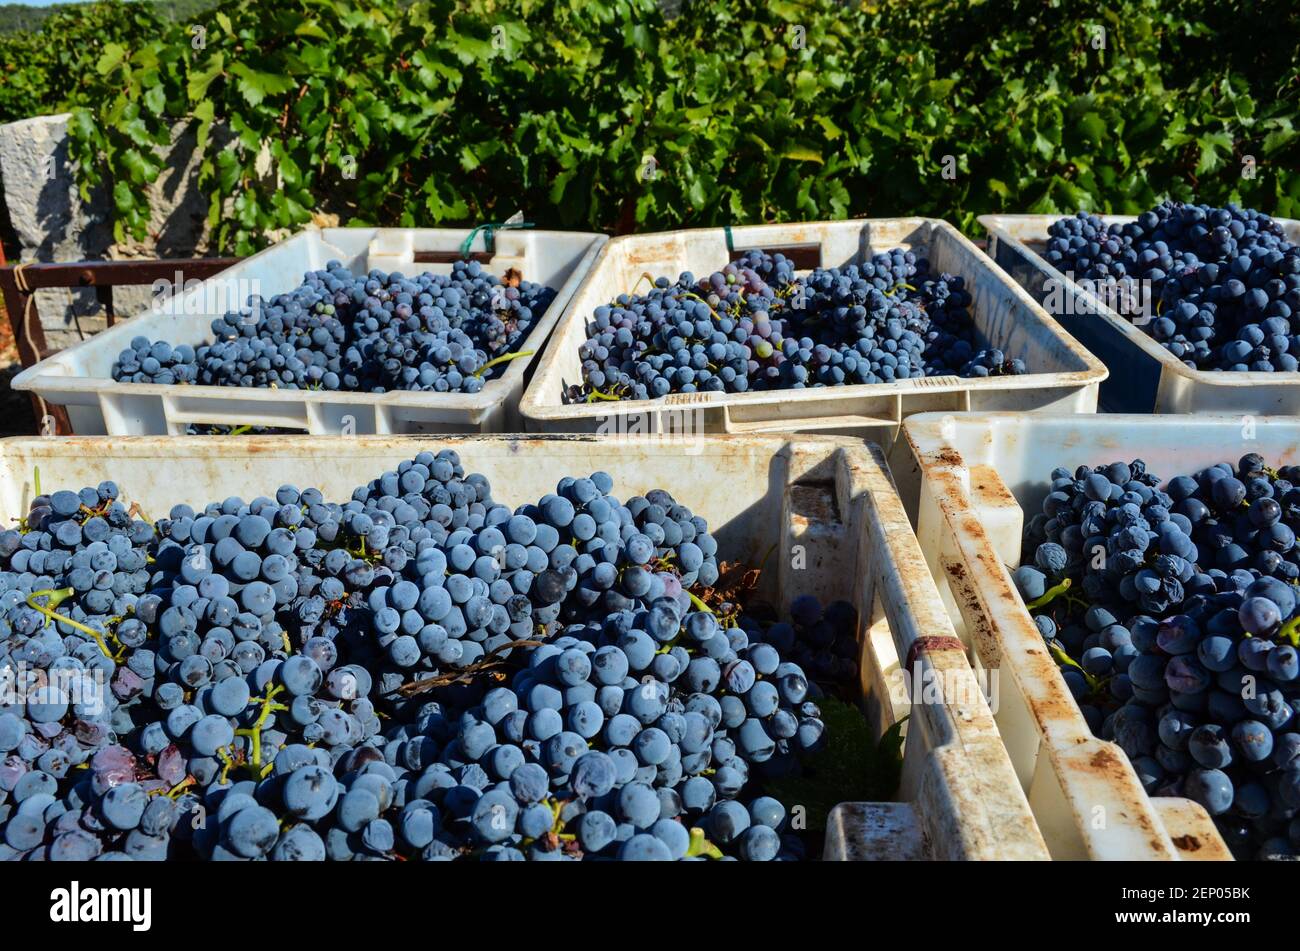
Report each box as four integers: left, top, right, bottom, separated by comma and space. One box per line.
228, 62, 296, 107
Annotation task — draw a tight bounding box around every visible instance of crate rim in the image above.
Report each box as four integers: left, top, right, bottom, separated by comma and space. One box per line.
979, 212, 1300, 390
519, 216, 1108, 425
10, 225, 609, 417
901, 409, 1260, 860
0, 428, 1051, 860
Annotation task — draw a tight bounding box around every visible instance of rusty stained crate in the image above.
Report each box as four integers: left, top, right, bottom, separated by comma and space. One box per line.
0, 432, 1050, 860
895, 411, 1267, 860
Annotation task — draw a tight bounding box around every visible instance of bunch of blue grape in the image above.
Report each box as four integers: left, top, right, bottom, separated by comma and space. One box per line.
1045, 202, 1300, 371
915, 271, 1027, 377
0, 453, 848, 861
111, 261, 556, 395
754, 595, 860, 690
1013, 452, 1300, 859
568, 248, 1024, 401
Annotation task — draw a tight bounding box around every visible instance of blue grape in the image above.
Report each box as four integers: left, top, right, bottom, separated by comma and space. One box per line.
113, 262, 557, 395
618, 833, 672, 860
0, 453, 820, 862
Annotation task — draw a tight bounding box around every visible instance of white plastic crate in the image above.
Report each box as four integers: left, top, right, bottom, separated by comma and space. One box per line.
518, 219, 1106, 443
10, 227, 607, 435
981, 213, 1300, 414
894, 411, 1292, 860
0, 433, 1047, 860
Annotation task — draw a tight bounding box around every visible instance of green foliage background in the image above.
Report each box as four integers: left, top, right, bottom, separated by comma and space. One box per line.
0, 0, 1296, 254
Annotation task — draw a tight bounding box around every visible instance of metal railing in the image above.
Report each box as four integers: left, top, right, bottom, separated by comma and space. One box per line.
0, 257, 240, 432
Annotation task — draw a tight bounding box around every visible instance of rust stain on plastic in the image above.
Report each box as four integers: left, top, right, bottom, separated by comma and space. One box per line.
933, 448, 964, 469
1085, 747, 1171, 850
930, 464, 1115, 738
790, 482, 840, 526
943, 560, 1000, 667
970, 466, 1018, 511
1088, 747, 1122, 772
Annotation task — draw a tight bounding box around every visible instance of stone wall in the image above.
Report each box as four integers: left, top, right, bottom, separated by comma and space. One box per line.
0, 112, 213, 352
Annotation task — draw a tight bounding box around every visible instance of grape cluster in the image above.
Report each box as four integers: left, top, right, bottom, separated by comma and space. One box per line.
1045, 202, 1300, 371
915, 271, 1027, 377
569, 248, 1024, 401
778, 596, 860, 688
1014, 453, 1300, 858
112, 261, 557, 395
0, 453, 849, 861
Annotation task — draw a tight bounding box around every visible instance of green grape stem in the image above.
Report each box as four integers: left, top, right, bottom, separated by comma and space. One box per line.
27, 587, 115, 659
681, 292, 724, 323
473, 350, 535, 379
1279, 615, 1300, 648
686, 591, 713, 615
686, 827, 724, 859
234, 684, 290, 778
1046, 640, 1104, 693
1024, 576, 1074, 611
